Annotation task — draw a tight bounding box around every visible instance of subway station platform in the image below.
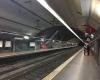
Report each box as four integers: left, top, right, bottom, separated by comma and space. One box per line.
43, 49, 100, 80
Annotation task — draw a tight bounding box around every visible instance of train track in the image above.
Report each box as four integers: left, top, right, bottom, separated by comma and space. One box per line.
0, 47, 81, 80
0, 50, 67, 80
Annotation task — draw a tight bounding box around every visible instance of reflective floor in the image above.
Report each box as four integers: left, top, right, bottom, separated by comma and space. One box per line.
53, 51, 100, 80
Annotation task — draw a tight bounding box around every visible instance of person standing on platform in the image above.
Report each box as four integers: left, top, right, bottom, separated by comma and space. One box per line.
84, 42, 90, 56
87, 44, 90, 56
84, 43, 87, 55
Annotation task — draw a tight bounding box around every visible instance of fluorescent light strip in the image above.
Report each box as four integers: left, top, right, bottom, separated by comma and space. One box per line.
37, 0, 84, 42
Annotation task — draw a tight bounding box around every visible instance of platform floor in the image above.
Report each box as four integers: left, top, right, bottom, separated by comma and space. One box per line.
53, 51, 100, 80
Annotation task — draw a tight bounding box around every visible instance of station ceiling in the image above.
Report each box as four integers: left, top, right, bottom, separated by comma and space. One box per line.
36, 26, 84, 41
0, 0, 62, 35
0, 0, 100, 41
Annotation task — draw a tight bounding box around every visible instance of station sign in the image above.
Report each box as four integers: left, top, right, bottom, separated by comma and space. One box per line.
86, 26, 95, 34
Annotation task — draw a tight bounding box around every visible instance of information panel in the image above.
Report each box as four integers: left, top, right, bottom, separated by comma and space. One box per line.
5, 41, 11, 47
0, 41, 3, 47
30, 42, 35, 47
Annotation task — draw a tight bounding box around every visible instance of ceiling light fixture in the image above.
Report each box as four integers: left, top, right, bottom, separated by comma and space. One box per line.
14, 37, 23, 40
24, 36, 29, 40
95, 4, 100, 16
37, 0, 84, 42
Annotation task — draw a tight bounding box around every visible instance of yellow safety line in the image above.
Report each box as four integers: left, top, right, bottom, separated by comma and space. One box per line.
42, 48, 83, 80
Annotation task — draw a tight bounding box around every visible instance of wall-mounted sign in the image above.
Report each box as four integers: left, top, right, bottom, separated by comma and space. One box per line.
0, 41, 3, 47
30, 42, 35, 47
5, 41, 11, 47
86, 26, 95, 34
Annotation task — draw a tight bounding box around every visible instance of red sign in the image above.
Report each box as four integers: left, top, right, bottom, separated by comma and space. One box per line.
86, 26, 95, 34
40, 42, 48, 49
